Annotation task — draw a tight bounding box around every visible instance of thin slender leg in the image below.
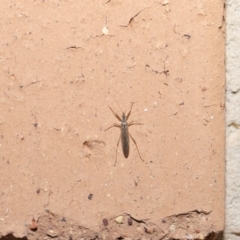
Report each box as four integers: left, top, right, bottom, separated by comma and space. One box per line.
126, 102, 134, 120
108, 105, 122, 121
115, 135, 121, 166
129, 133, 144, 162
105, 123, 120, 131
128, 121, 143, 126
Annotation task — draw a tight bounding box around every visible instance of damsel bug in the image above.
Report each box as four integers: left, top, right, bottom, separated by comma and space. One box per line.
105, 102, 144, 166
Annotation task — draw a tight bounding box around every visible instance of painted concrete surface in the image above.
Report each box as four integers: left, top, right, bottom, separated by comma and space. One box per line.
225, 0, 240, 239
0, 1, 225, 239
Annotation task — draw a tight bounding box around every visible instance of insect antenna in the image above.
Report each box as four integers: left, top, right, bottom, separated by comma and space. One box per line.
114, 99, 125, 114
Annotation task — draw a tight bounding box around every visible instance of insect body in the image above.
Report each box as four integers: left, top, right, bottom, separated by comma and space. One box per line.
105, 102, 144, 166
120, 111, 129, 158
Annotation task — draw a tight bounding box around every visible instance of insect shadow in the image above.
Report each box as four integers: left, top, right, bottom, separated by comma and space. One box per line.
105, 102, 144, 166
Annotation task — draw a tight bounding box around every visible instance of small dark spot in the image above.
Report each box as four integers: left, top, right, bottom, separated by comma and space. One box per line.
163, 70, 169, 76
33, 123, 38, 128
162, 219, 166, 223
183, 34, 191, 39
102, 218, 108, 226
29, 218, 38, 231
83, 140, 105, 150
144, 227, 151, 234
36, 188, 40, 194
61, 217, 66, 222
128, 217, 133, 226
88, 193, 93, 200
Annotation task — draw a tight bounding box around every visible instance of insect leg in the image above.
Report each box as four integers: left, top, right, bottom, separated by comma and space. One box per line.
128, 121, 143, 126
115, 135, 121, 166
126, 102, 134, 120
129, 132, 144, 162
105, 123, 121, 131
108, 105, 122, 121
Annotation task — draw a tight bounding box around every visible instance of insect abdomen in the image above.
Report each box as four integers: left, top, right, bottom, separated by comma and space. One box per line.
121, 125, 129, 158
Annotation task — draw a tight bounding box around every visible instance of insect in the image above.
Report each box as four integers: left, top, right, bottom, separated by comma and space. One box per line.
105, 102, 144, 166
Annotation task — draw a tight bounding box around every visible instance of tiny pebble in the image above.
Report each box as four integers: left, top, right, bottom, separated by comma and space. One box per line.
88, 193, 93, 200
102, 218, 108, 226
102, 26, 109, 35
128, 217, 133, 226
29, 218, 38, 231
144, 227, 151, 234
115, 216, 123, 224
46, 229, 58, 238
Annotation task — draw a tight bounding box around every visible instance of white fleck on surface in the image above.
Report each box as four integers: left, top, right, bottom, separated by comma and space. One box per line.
102, 26, 109, 35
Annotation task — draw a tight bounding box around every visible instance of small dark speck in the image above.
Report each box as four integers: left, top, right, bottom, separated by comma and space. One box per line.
162, 219, 166, 223
102, 218, 108, 226
61, 217, 66, 222
88, 193, 93, 200
36, 189, 40, 194
183, 34, 191, 39
128, 217, 133, 226
144, 227, 151, 234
